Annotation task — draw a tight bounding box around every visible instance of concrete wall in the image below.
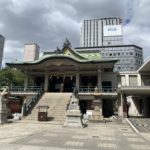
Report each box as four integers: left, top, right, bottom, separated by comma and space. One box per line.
118, 72, 142, 87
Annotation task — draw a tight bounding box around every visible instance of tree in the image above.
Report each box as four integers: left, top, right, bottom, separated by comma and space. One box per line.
0, 67, 25, 87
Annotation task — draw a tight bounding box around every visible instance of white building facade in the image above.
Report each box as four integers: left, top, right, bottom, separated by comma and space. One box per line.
80, 17, 123, 47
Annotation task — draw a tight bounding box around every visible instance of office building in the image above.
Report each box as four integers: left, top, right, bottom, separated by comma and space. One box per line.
80, 17, 123, 47
75, 45, 143, 72
79, 17, 143, 71
0, 35, 5, 69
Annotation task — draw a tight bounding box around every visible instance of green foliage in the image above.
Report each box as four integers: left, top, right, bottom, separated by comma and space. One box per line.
0, 67, 25, 87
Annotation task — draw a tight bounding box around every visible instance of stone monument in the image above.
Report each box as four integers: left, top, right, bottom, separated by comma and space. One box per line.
91, 93, 103, 122
64, 87, 83, 127
0, 87, 9, 124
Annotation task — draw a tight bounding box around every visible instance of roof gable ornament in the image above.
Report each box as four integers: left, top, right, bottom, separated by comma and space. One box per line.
63, 38, 71, 48
55, 47, 62, 54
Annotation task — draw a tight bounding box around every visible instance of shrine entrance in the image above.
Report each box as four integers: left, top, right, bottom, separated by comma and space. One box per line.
48, 76, 75, 92
102, 99, 114, 117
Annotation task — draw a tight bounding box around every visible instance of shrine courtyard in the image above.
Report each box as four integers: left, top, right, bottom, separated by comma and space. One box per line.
0, 119, 150, 150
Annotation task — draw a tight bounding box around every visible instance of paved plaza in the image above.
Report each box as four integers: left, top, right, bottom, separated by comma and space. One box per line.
0, 120, 150, 150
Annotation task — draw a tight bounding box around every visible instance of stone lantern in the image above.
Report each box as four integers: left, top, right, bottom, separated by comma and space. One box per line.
0, 87, 9, 124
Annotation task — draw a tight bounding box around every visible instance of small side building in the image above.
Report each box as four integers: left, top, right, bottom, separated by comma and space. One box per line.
24, 43, 40, 62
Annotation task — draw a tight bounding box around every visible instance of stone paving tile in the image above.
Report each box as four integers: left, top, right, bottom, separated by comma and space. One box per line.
0, 144, 21, 150
27, 139, 49, 144
72, 135, 90, 140
65, 141, 84, 147
97, 143, 117, 149
130, 144, 150, 150
127, 137, 144, 142
122, 133, 138, 137
100, 137, 116, 141
43, 133, 58, 137
18, 145, 44, 150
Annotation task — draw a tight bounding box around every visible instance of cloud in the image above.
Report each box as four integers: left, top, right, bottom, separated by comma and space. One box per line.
0, 0, 150, 66
123, 0, 150, 59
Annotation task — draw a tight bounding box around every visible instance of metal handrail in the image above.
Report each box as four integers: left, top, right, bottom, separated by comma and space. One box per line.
10, 86, 43, 92
24, 89, 43, 116
79, 86, 117, 93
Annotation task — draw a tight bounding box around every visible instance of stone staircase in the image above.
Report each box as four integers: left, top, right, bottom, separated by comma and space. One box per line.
24, 93, 71, 123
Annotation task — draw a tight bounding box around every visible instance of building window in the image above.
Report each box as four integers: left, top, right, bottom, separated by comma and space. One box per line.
130, 52, 133, 55
109, 53, 112, 56
118, 66, 121, 70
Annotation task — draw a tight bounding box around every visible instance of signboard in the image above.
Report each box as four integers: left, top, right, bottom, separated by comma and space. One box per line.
103, 25, 122, 36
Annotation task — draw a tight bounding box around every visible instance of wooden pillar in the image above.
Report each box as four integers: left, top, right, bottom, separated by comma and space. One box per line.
44, 72, 49, 92
97, 69, 102, 90
76, 72, 79, 90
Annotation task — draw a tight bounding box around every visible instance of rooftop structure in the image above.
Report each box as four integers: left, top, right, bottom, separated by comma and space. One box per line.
24, 43, 40, 62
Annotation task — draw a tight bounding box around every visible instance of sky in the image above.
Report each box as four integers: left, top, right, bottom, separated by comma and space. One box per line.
0, 0, 150, 66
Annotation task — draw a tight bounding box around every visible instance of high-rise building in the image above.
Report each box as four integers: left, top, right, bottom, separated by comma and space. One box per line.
80, 17, 123, 47
0, 34, 5, 69
24, 43, 40, 62
78, 17, 143, 71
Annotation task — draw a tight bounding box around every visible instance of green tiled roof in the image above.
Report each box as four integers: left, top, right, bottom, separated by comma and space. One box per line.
80, 53, 101, 60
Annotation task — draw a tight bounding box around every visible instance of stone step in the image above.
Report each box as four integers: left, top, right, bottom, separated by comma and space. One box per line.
24, 93, 71, 122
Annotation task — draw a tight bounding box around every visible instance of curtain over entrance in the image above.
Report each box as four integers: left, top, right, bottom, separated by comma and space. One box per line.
48, 76, 75, 92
